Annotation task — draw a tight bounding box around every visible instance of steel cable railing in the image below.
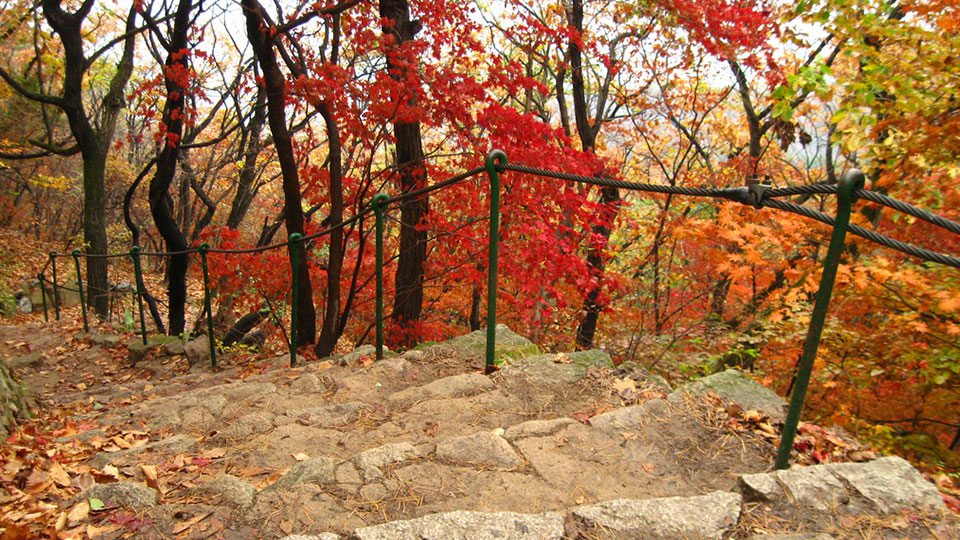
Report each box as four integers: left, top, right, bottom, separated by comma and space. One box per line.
765, 183, 960, 236
37, 151, 958, 471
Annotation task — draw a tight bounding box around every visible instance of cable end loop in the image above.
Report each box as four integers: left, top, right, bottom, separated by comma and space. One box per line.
485, 149, 508, 176
840, 169, 866, 202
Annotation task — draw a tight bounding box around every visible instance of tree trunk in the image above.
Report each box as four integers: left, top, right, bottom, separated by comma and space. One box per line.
391, 121, 428, 341
147, 0, 194, 336
39, 0, 138, 320
222, 310, 268, 347
380, 0, 428, 346
314, 103, 344, 357
469, 283, 482, 331
243, 0, 317, 347
574, 185, 619, 349
81, 150, 110, 317
568, 0, 620, 350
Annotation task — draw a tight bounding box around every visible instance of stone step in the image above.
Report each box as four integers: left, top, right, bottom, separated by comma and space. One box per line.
47, 325, 955, 540
738, 456, 946, 516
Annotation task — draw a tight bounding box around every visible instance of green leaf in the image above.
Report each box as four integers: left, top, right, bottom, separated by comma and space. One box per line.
772, 85, 792, 100
772, 101, 794, 121
89, 498, 105, 510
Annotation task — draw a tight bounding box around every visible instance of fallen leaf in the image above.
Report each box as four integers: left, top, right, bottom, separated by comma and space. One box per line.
72, 471, 95, 491
102, 464, 121, 480
2, 458, 23, 480
848, 450, 877, 462
67, 501, 90, 523
935, 473, 956, 491
756, 422, 776, 436
553, 353, 572, 364
88, 498, 105, 511
111, 435, 132, 450
25, 468, 50, 492
612, 377, 635, 391
292, 453, 310, 461
55, 511, 68, 531
641, 462, 655, 473
58, 526, 85, 539
823, 433, 847, 448
108, 510, 153, 532
200, 448, 227, 459
572, 412, 592, 424
140, 464, 162, 494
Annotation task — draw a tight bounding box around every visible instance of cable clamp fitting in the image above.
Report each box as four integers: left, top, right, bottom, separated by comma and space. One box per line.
747, 181, 771, 209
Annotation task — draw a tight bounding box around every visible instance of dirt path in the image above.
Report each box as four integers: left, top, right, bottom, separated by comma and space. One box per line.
0, 319, 955, 539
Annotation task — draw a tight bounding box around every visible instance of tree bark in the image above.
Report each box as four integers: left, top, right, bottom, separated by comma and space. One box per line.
243, 0, 317, 347
569, 0, 620, 350
222, 310, 268, 347
38, 0, 138, 319
147, 0, 194, 336
314, 102, 344, 357
380, 0, 428, 346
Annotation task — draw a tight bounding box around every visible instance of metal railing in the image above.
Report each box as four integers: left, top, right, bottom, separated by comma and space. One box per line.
32, 149, 960, 469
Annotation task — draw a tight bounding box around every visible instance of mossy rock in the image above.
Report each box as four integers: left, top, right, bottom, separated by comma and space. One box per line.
0, 360, 28, 439
444, 324, 539, 364
501, 349, 613, 383
669, 369, 787, 422
4, 352, 43, 370
418, 324, 539, 365
87, 334, 125, 348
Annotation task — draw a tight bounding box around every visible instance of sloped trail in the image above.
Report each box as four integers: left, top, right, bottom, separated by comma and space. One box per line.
0, 319, 957, 540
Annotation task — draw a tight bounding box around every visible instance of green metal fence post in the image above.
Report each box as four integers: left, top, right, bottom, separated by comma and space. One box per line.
775, 169, 864, 470
50, 252, 60, 321
198, 244, 217, 369
484, 149, 508, 374
72, 250, 89, 333
373, 194, 389, 361
130, 247, 149, 344
288, 233, 303, 368
38, 273, 49, 322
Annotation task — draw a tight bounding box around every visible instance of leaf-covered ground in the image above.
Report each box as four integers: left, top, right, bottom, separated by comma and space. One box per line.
1, 314, 957, 539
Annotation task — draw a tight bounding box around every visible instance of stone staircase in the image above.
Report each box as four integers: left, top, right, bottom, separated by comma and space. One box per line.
18, 325, 958, 539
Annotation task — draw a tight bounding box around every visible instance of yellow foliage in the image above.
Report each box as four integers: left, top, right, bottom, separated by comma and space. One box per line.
28, 174, 72, 191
